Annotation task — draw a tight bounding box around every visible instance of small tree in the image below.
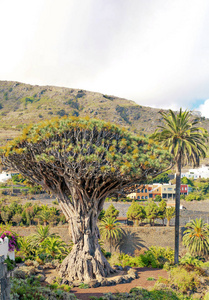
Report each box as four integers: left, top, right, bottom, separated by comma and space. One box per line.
104, 204, 119, 218
11, 214, 22, 226
155, 195, 162, 202
165, 207, 175, 226
0, 117, 172, 281
158, 199, 167, 226
126, 201, 145, 225
145, 200, 159, 226
152, 172, 170, 183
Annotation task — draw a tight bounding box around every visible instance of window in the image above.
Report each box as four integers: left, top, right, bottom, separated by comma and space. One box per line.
142, 196, 144, 199
141, 189, 144, 193
145, 196, 148, 199
137, 196, 140, 199
137, 189, 140, 193
145, 189, 147, 193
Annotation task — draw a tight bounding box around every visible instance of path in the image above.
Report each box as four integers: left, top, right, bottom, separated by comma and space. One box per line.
71, 267, 168, 300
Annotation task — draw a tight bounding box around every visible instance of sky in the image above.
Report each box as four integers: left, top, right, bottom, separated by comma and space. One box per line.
1, 0, 209, 116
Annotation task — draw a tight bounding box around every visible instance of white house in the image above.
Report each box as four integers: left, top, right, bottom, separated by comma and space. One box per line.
180, 165, 209, 180
0, 172, 12, 183
0, 171, 18, 183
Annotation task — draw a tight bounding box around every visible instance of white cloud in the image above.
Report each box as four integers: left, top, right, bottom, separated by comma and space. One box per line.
0, 0, 209, 110
197, 100, 209, 118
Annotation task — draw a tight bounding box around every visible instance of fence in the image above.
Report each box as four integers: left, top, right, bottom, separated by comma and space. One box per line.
0, 256, 10, 300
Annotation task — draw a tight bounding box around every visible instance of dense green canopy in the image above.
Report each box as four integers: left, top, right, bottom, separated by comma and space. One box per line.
0, 117, 172, 201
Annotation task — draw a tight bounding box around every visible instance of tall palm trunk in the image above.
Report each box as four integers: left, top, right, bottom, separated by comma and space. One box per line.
174, 157, 181, 264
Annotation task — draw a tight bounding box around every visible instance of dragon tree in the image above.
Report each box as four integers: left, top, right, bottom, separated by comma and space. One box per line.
0, 117, 172, 282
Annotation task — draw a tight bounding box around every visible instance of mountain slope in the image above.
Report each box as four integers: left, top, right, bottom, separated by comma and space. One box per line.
0, 80, 208, 148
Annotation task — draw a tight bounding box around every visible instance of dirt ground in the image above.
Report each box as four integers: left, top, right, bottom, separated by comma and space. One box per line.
70, 267, 168, 300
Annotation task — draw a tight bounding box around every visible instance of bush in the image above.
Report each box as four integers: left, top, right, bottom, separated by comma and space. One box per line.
5, 257, 16, 271
169, 266, 200, 293
108, 247, 174, 269
91, 288, 193, 299
11, 276, 76, 299
15, 256, 23, 263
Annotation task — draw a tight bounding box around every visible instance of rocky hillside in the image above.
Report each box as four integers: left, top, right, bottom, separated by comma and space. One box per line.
0, 80, 208, 147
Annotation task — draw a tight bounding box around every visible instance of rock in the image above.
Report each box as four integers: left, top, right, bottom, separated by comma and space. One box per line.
127, 268, 138, 278
45, 275, 56, 284
100, 279, 108, 286
72, 280, 82, 287
124, 266, 131, 271
117, 266, 123, 271
123, 275, 132, 283
18, 266, 39, 276
51, 259, 60, 268
13, 269, 26, 279
24, 260, 39, 267
62, 279, 70, 285
43, 262, 56, 269
87, 280, 101, 288
35, 274, 45, 282
115, 276, 125, 284
107, 280, 116, 286
100, 279, 115, 286
24, 259, 34, 266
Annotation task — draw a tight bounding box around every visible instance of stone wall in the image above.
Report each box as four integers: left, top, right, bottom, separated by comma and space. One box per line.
0, 256, 10, 300
12, 225, 185, 255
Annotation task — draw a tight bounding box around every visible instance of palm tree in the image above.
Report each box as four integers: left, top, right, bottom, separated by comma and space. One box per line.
18, 236, 36, 258
30, 225, 58, 247
37, 210, 51, 226
183, 218, 209, 257
39, 236, 69, 259
152, 108, 208, 263
99, 216, 123, 253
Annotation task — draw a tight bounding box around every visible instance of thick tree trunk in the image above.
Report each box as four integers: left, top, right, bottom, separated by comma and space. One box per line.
58, 204, 114, 282
174, 158, 181, 264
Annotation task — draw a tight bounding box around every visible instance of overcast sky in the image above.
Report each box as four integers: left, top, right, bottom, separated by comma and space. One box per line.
1, 0, 209, 116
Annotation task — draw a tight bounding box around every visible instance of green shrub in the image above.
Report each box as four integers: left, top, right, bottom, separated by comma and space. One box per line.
91, 287, 193, 299
108, 246, 174, 269
5, 257, 16, 271
15, 256, 23, 263
78, 283, 89, 289
11, 276, 76, 299
179, 253, 202, 267
169, 266, 200, 293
